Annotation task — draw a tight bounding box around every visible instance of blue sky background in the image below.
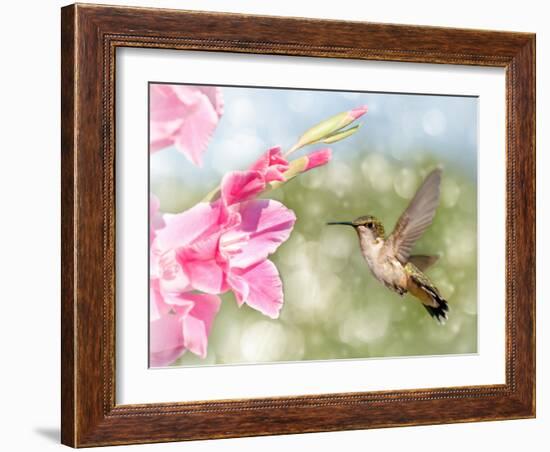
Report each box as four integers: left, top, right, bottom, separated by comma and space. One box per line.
150, 85, 478, 195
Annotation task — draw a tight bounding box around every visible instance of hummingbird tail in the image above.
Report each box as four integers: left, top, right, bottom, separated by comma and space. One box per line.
422, 295, 449, 324
406, 263, 449, 324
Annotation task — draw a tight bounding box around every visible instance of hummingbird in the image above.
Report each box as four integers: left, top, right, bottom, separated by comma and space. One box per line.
327, 168, 448, 323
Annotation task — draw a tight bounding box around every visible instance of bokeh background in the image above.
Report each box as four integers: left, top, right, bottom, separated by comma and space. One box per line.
150, 85, 478, 366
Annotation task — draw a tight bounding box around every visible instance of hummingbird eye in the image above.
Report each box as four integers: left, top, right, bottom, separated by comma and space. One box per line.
366, 222, 373, 229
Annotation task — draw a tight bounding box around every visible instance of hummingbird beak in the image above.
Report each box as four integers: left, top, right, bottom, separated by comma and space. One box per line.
326, 221, 355, 227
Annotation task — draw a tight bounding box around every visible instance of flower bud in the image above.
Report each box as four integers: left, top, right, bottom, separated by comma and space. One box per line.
304, 148, 332, 170
269, 157, 309, 189
320, 125, 361, 144
269, 148, 332, 189
291, 105, 367, 152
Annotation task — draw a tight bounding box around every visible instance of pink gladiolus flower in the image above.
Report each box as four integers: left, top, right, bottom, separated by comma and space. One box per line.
150, 198, 295, 319
149, 84, 223, 166
149, 104, 367, 364
220, 146, 289, 206
219, 146, 332, 206
149, 279, 221, 366
151, 202, 228, 295
150, 194, 165, 243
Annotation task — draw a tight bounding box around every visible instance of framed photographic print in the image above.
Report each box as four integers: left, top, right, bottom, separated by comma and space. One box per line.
61, 3, 536, 447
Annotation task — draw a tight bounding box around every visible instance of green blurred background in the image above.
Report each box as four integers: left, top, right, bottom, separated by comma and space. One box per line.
150, 85, 478, 366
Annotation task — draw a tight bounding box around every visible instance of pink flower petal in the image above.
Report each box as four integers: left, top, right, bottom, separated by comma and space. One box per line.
149, 311, 186, 367
150, 134, 176, 154
168, 85, 203, 105
249, 146, 289, 183
171, 93, 220, 167
149, 194, 165, 243
196, 86, 224, 116
149, 278, 164, 322
181, 315, 207, 359
153, 202, 223, 252
149, 291, 221, 365
348, 105, 368, 120
168, 85, 223, 118
149, 194, 160, 223
226, 272, 249, 307
156, 254, 192, 294
149, 303, 187, 367
184, 293, 221, 334
149, 86, 188, 152
226, 199, 296, 269
178, 254, 227, 294
152, 202, 225, 293
229, 260, 284, 319
151, 278, 194, 320
181, 293, 221, 358
149, 84, 223, 166
175, 230, 228, 294
221, 170, 266, 206
150, 85, 187, 122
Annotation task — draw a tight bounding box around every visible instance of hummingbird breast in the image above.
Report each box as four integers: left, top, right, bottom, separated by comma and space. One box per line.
358, 237, 408, 294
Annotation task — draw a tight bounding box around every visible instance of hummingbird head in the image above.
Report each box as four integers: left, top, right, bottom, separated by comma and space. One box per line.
327, 215, 385, 240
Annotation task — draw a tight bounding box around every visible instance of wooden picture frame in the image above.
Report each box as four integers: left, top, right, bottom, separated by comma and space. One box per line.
61, 3, 535, 447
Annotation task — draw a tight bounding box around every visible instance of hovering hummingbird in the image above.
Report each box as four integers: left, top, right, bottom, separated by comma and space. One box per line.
327, 168, 448, 323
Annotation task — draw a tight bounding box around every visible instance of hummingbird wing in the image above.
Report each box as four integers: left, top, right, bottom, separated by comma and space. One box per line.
408, 254, 439, 271
385, 169, 442, 264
